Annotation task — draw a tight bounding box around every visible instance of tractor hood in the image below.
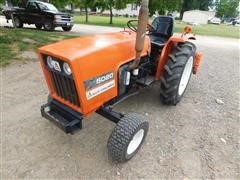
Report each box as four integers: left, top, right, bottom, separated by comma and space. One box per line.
38, 31, 150, 114
38, 31, 150, 62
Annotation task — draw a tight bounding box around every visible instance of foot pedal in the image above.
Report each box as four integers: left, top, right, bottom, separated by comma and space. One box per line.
136, 76, 155, 86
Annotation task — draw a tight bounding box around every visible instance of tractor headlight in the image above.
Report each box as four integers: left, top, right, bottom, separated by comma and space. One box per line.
47, 56, 54, 69
63, 62, 72, 75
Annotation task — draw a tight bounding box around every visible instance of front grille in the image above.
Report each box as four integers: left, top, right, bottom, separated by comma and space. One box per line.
49, 71, 80, 107
43, 56, 80, 107
60, 15, 71, 22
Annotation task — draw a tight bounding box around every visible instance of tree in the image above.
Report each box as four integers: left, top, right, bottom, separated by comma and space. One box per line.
216, 0, 240, 18
180, 0, 193, 19
1, 0, 73, 8
95, 0, 128, 24
193, 0, 214, 10
75, 0, 95, 23
135, 0, 181, 16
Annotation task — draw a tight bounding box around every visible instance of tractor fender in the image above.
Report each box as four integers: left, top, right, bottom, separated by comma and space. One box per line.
193, 52, 203, 74
155, 36, 187, 80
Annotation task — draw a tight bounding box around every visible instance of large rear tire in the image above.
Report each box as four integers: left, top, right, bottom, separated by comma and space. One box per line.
107, 113, 149, 163
160, 42, 196, 105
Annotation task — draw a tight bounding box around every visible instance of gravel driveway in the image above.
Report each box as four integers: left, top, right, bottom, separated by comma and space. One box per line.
1, 23, 239, 179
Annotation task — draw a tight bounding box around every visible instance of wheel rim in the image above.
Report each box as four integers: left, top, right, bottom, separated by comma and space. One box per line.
178, 56, 193, 96
14, 18, 20, 27
45, 23, 51, 30
36, 24, 42, 28
127, 129, 144, 155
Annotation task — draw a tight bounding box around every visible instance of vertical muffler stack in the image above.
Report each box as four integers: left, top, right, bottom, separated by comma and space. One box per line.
129, 0, 149, 70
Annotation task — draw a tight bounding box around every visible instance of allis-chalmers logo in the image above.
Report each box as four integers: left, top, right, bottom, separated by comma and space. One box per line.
96, 72, 114, 85
85, 71, 115, 100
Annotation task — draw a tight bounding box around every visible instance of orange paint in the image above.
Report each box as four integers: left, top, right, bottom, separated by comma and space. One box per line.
184, 25, 191, 34
38, 31, 202, 117
155, 35, 187, 80
38, 32, 150, 116
193, 52, 203, 74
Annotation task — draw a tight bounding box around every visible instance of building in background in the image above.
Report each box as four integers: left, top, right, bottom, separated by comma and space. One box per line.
183, 10, 216, 24
97, 4, 140, 17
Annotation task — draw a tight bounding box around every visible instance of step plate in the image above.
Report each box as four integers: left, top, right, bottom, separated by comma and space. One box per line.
41, 99, 83, 134
136, 76, 155, 86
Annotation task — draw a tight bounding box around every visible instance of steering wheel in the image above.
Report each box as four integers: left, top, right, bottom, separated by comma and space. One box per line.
127, 20, 157, 34
127, 20, 138, 32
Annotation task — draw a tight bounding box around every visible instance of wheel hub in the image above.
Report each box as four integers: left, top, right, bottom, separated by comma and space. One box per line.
127, 129, 144, 155
15, 18, 20, 26
178, 56, 194, 96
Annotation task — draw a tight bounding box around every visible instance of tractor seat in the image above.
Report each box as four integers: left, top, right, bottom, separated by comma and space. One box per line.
149, 16, 174, 48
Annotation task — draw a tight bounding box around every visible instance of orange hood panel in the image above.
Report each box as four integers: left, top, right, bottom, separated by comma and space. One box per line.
38, 31, 151, 115
38, 31, 150, 62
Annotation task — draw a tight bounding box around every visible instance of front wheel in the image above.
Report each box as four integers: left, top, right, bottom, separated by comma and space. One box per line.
160, 42, 196, 105
62, 26, 72, 31
13, 16, 23, 28
35, 24, 42, 29
107, 113, 149, 163
44, 21, 55, 31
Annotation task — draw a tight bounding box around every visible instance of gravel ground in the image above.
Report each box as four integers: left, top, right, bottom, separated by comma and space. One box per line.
1, 31, 239, 179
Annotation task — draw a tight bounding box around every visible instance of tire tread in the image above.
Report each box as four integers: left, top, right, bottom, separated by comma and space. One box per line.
160, 42, 196, 105
107, 113, 148, 162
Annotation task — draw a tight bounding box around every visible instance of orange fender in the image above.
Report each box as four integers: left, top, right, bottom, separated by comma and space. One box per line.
155, 35, 187, 80
193, 52, 202, 74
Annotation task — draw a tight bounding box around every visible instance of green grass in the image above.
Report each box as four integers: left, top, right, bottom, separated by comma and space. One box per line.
74, 15, 135, 27
0, 28, 78, 67
74, 15, 240, 39
174, 21, 240, 39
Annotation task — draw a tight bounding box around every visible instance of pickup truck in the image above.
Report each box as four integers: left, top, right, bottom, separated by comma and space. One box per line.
3, 0, 74, 31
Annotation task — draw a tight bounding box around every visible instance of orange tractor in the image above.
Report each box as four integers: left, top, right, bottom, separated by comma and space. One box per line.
38, 0, 202, 162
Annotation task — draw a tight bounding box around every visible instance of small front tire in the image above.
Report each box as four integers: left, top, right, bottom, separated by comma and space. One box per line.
107, 113, 149, 163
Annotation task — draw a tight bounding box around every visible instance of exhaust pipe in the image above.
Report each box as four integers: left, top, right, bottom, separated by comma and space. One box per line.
129, 0, 149, 70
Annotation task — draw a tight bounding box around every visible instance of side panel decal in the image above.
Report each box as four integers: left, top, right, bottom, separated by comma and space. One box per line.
84, 71, 115, 100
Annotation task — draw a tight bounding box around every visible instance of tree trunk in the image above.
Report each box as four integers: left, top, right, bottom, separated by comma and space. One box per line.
180, 1, 186, 20
109, 4, 113, 24
70, 3, 74, 13
85, 5, 88, 23
180, 9, 184, 20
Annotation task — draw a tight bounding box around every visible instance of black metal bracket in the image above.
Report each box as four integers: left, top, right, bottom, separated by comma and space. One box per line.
41, 99, 83, 134
96, 106, 124, 124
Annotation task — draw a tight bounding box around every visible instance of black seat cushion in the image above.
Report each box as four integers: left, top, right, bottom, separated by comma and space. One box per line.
149, 16, 174, 47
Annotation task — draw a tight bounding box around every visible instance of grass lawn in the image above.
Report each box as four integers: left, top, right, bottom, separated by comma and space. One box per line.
0, 28, 78, 67
74, 15, 240, 39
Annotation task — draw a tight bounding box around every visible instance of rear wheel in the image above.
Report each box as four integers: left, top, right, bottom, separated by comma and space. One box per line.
13, 16, 23, 28
107, 113, 149, 162
35, 24, 42, 29
44, 21, 55, 31
160, 42, 196, 105
62, 26, 72, 31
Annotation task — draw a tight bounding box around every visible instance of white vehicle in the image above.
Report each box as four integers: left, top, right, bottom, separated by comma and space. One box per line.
209, 17, 221, 25
232, 19, 240, 26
